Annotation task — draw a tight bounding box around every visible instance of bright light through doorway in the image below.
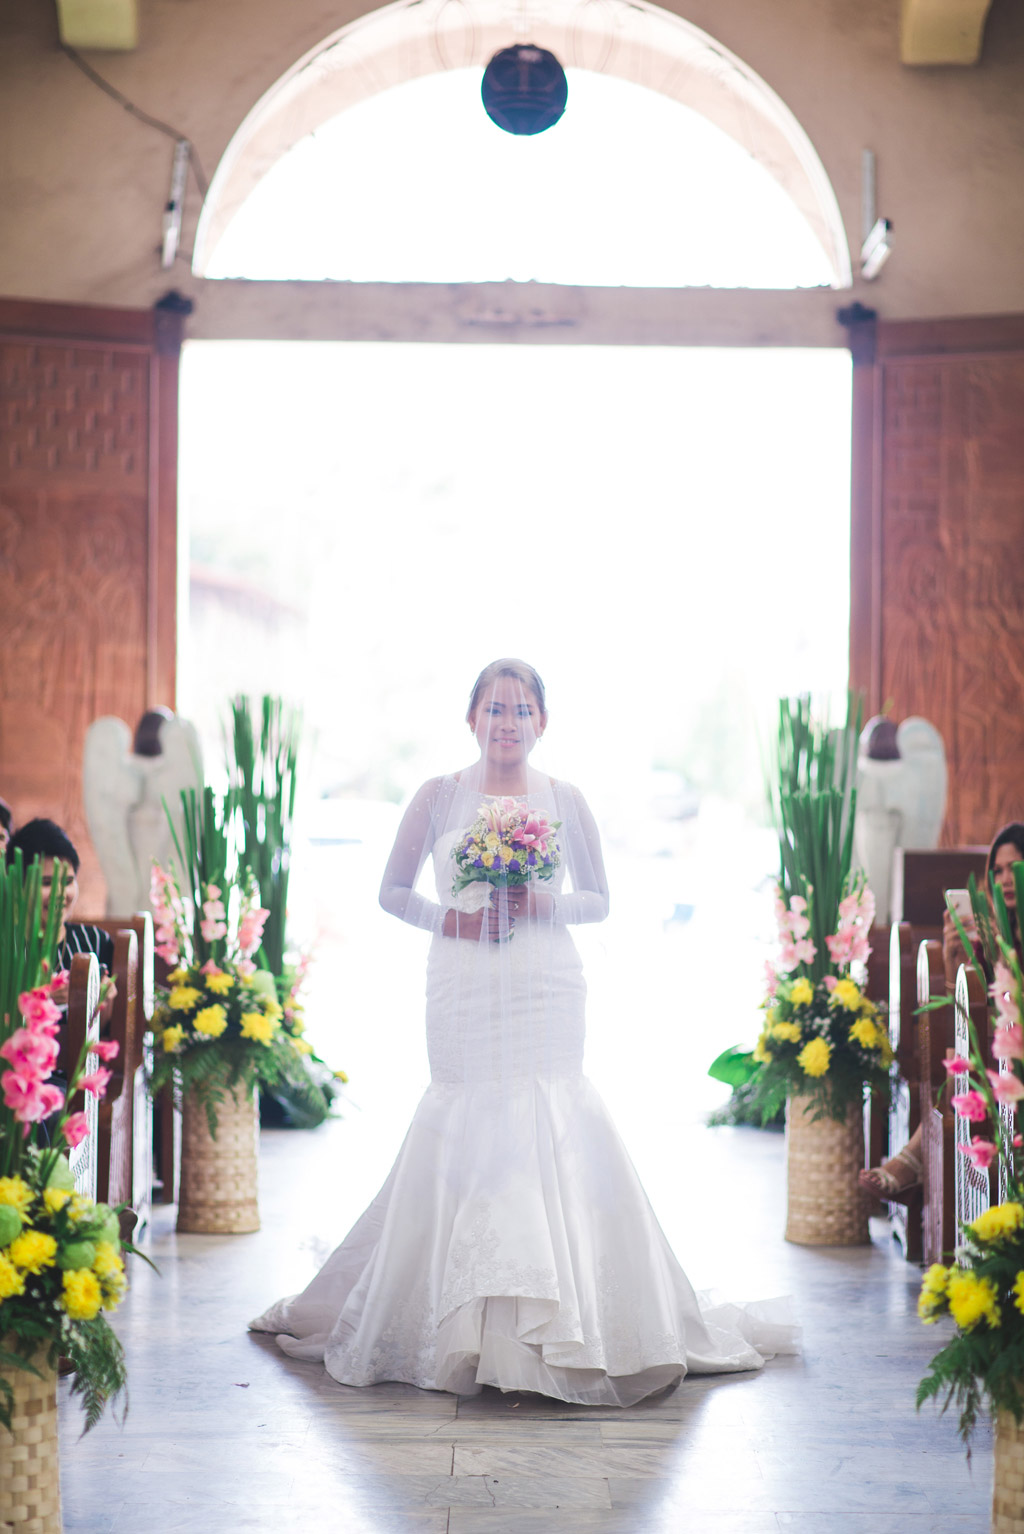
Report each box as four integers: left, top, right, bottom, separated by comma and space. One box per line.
179, 341, 850, 1185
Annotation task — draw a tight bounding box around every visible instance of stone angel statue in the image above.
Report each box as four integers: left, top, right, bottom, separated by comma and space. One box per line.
853, 714, 948, 926
83, 709, 203, 915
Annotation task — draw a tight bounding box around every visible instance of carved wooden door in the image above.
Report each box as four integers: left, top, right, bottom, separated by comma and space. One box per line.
0, 298, 183, 909
848, 313, 1024, 846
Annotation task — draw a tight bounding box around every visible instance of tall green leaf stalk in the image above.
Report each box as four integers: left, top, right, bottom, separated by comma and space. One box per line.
227, 695, 301, 976
164, 785, 233, 969
769, 693, 863, 984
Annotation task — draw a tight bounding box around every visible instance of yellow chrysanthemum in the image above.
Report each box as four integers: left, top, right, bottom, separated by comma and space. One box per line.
0, 1177, 33, 1215
0, 1254, 26, 1299
290, 1037, 314, 1056
789, 978, 814, 1007
770, 1020, 803, 1043
62, 1268, 103, 1321
161, 1024, 185, 1053
798, 1037, 831, 1077
262, 1000, 283, 1022
240, 1011, 278, 1045
68, 1194, 95, 1224
9, 1229, 58, 1274
970, 1202, 1024, 1244
91, 1241, 125, 1281
334, 1070, 349, 1083
193, 1005, 228, 1038
849, 1018, 883, 1050
167, 967, 189, 985
1014, 1272, 1024, 1317
922, 1263, 950, 1295
204, 970, 234, 995
947, 1269, 1001, 1331
752, 1035, 773, 1064
43, 1187, 71, 1215
831, 978, 862, 1012
169, 985, 202, 1012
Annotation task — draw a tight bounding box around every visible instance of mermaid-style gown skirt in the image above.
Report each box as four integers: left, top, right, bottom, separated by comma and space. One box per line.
250, 920, 798, 1406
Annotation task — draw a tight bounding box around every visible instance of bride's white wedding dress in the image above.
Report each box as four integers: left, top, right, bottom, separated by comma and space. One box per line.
250, 772, 798, 1406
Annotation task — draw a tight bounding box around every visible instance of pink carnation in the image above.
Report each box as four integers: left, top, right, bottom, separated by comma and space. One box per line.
951, 1091, 988, 1122
63, 1111, 90, 1148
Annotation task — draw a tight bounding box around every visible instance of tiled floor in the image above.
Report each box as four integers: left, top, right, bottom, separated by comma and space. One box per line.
58, 1115, 992, 1533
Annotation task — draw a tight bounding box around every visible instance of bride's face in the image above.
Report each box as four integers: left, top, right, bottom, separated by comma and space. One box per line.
470, 677, 546, 767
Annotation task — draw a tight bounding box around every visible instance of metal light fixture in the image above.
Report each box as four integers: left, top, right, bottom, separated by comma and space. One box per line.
481, 44, 568, 136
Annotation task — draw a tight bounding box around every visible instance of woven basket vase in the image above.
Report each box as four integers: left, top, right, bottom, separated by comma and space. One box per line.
0, 1342, 61, 1534
994, 1409, 1024, 1533
177, 1084, 260, 1234
785, 1092, 870, 1246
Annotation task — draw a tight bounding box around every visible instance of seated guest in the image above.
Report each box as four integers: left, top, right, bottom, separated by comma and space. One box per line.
0, 796, 12, 855
859, 821, 1024, 1202
5, 818, 116, 1013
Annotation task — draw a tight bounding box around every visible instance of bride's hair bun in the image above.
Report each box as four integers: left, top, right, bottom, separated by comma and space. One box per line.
467, 659, 547, 721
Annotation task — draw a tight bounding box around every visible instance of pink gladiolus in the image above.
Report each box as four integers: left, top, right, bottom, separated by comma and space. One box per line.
0, 1028, 59, 1075
155, 943, 180, 965
77, 1067, 112, 1099
18, 990, 62, 1028
205, 884, 221, 899
1016, 1135, 1024, 1149
794, 939, 817, 964
92, 1038, 120, 1063
993, 1024, 1024, 1062
790, 895, 807, 913
776, 943, 798, 974
942, 1055, 972, 1075
2, 1069, 62, 1123
235, 958, 256, 977
63, 1111, 90, 1148
823, 975, 838, 992
764, 960, 779, 999
988, 1069, 1024, 1104
951, 1091, 989, 1122
48, 970, 69, 995
200, 919, 227, 943
960, 1138, 999, 1169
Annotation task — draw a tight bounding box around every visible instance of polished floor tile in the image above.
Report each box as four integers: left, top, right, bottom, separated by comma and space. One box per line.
57, 1114, 994, 1532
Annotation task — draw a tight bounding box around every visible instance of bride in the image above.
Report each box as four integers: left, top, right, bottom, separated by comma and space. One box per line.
251, 658, 798, 1406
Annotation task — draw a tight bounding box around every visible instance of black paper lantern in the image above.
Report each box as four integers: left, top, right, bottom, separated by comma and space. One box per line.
481, 44, 568, 136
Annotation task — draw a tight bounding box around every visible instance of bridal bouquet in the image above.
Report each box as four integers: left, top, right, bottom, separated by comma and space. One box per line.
916, 869, 1024, 1444
452, 799, 561, 900
1, 852, 133, 1432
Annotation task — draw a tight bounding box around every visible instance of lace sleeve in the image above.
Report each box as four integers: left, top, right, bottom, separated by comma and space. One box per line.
551, 783, 609, 925
378, 778, 446, 935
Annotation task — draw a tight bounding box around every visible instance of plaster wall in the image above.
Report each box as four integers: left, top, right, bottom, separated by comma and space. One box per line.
2, 0, 1024, 337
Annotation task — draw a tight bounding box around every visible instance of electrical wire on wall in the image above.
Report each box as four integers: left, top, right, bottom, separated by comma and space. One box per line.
62, 43, 207, 266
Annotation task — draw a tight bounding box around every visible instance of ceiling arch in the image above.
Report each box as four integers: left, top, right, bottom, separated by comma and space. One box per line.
194, 0, 852, 288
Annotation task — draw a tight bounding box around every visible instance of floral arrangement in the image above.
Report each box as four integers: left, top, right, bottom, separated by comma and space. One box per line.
0, 853, 137, 1432
453, 799, 561, 896
149, 856, 321, 1129
916, 867, 1024, 1443
751, 884, 892, 1119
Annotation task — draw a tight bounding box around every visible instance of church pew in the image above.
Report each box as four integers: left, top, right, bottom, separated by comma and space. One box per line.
953, 961, 995, 1230
78, 913, 156, 1232
59, 951, 101, 1200
891, 846, 989, 930
886, 921, 923, 1258
918, 938, 956, 1265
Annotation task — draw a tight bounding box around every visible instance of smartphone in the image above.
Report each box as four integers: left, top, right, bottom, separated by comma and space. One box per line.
946, 888, 974, 925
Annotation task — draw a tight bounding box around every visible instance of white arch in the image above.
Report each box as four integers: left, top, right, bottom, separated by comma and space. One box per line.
194, 0, 851, 288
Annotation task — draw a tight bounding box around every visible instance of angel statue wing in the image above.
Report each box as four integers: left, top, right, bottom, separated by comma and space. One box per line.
892, 716, 947, 851
83, 717, 145, 914
135, 716, 203, 887
83, 713, 203, 915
